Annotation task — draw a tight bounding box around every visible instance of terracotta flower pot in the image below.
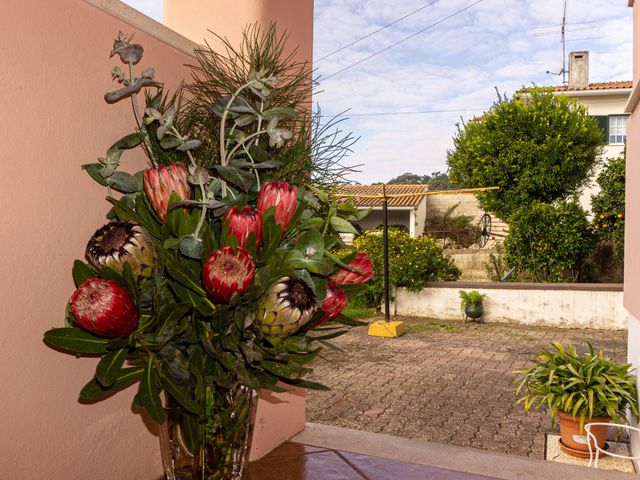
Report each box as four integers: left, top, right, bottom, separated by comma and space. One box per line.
557, 410, 611, 458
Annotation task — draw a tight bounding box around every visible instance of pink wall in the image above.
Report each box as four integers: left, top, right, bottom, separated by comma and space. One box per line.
0, 2, 193, 478
164, 0, 314, 76
626, 1, 640, 319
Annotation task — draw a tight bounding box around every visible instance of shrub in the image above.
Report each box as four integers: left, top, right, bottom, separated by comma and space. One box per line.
425, 203, 476, 248
592, 153, 625, 262
503, 200, 595, 282
352, 228, 460, 307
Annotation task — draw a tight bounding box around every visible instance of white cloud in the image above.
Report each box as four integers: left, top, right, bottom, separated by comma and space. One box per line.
314, 0, 633, 184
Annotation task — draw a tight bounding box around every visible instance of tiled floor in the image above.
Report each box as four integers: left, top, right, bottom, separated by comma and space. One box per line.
246, 442, 498, 480
306, 316, 627, 458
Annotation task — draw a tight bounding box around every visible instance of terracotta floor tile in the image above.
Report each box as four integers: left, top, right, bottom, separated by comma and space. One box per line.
246, 450, 364, 480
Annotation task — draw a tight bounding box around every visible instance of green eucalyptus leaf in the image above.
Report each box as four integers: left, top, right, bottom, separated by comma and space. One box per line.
160, 373, 198, 413
213, 165, 255, 192
73, 260, 95, 287
105, 171, 143, 193
112, 132, 144, 150
166, 259, 207, 296
160, 137, 182, 150
82, 163, 109, 186
139, 359, 166, 424
44, 328, 109, 354
329, 216, 359, 234
80, 367, 143, 400
95, 348, 128, 387
179, 237, 203, 259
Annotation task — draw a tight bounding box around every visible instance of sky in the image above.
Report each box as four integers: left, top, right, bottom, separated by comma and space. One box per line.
123, 0, 632, 184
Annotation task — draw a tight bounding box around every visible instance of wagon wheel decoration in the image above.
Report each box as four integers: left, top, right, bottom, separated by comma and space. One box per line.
476, 213, 492, 248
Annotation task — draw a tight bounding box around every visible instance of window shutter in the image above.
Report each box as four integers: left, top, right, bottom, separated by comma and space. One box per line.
592, 115, 609, 142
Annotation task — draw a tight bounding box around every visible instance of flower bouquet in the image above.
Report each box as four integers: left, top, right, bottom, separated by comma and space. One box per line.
43, 27, 372, 479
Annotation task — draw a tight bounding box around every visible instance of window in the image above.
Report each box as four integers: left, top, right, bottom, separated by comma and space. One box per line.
608, 115, 628, 144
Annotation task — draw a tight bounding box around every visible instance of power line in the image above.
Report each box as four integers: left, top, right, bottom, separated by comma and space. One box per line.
318, 107, 485, 117
315, 0, 441, 63
320, 0, 484, 81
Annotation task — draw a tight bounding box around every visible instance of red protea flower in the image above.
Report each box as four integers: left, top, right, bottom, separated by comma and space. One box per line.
223, 206, 262, 251
319, 282, 348, 324
256, 181, 298, 234
330, 252, 375, 285
70, 277, 139, 337
202, 246, 255, 304
143, 162, 191, 222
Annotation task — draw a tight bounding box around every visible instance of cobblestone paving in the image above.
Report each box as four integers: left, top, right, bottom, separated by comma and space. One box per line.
306, 316, 627, 459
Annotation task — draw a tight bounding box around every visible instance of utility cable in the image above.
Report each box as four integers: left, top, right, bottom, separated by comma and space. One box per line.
317, 107, 484, 117
320, 0, 484, 81
315, 0, 441, 63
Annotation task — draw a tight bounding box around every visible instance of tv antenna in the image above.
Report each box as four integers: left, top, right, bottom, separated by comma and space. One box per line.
546, 0, 568, 84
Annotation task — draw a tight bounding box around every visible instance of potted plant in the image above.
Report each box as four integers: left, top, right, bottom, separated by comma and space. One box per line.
459, 290, 487, 322
42, 28, 374, 479
516, 342, 639, 458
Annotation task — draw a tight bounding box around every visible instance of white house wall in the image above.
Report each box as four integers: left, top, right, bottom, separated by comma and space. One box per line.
570, 93, 628, 213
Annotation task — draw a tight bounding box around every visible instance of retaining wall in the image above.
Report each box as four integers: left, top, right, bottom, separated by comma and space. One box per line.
390, 282, 625, 330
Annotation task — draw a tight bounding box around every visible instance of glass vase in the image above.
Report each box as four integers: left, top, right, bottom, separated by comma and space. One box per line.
159, 384, 256, 480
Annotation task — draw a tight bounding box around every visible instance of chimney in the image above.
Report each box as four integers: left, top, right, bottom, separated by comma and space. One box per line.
568, 51, 589, 88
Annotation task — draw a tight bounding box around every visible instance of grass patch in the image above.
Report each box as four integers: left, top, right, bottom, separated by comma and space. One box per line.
409, 320, 460, 333
343, 304, 378, 320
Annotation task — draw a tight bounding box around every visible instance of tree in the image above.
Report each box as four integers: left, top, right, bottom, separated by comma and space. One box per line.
447, 88, 604, 221
387, 171, 458, 190
592, 151, 626, 262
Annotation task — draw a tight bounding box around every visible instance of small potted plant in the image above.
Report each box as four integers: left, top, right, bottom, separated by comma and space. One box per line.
516, 342, 639, 458
459, 290, 487, 322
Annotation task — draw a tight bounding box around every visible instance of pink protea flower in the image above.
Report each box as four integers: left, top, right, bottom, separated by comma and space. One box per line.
319, 282, 348, 324
70, 277, 139, 337
223, 206, 262, 251
330, 252, 374, 285
202, 246, 255, 304
143, 163, 191, 222
256, 181, 298, 234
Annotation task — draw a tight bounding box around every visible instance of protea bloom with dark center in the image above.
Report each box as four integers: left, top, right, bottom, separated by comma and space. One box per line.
256, 181, 298, 234
256, 277, 317, 337
330, 252, 374, 285
223, 206, 262, 251
70, 277, 139, 337
85, 221, 155, 277
319, 282, 348, 324
143, 162, 190, 222
202, 246, 255, 304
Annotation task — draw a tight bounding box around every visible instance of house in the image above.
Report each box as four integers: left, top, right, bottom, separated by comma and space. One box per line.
547, 51, 632, 210
336, 184, 428, 237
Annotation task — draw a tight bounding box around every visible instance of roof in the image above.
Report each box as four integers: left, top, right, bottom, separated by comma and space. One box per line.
545, 81, 633, 92
335, 184, 428, 208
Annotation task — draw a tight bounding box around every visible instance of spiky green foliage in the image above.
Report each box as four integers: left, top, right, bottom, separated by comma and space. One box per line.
515, 342, 639, 430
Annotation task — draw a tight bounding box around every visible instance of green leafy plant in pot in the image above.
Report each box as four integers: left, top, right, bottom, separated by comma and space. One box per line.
516, 342, 639, 458
459, 290, 487, 323
42, 28, 373, 480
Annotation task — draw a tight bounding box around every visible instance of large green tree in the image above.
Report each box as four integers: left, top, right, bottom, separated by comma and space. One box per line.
447, 88, 604, 221
387, 171, 458, 190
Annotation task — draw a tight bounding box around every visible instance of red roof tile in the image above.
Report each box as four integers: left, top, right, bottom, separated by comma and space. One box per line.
335, 184, 428, 208
546, 81, 632, 92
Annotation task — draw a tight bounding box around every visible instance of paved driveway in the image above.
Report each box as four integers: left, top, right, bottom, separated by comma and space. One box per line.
306, 316, 627, 458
